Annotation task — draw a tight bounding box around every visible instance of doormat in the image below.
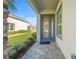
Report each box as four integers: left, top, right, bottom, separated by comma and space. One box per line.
40, 41, 50, 44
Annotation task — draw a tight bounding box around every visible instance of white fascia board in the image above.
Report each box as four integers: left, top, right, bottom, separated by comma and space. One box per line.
55, 0, 62, 14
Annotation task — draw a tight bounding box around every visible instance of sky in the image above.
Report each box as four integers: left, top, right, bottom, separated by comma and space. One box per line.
9, 0, 37, 27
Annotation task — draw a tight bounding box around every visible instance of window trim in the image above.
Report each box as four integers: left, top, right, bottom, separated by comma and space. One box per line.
9, 23, 15, 31
57, 4, 62, 39
27, 25, 30, 30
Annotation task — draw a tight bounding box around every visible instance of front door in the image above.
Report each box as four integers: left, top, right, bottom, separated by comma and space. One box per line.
40, 15, 52, 44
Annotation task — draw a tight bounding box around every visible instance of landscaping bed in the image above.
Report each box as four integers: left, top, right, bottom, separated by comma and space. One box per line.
8, 30, 37, 59
9, 39, 36, 59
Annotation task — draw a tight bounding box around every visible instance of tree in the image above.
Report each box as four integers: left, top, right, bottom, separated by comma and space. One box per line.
3, 0, 16, 59
8, 0, 16, 12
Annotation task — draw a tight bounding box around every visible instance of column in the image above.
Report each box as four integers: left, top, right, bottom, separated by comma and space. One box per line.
37, 14, 41, 42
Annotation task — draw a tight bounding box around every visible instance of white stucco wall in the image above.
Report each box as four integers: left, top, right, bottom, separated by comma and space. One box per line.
56, 0, 76, 59
7, 17, 30, 31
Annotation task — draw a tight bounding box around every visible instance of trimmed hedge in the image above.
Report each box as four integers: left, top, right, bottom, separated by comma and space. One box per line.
9, 45, 20, 59
31, 32, 37, 39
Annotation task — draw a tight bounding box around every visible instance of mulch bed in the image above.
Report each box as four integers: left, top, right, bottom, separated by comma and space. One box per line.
13, 41, 36, 59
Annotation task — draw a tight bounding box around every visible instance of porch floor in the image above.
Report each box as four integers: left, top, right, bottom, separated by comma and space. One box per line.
21, 42, 65, 59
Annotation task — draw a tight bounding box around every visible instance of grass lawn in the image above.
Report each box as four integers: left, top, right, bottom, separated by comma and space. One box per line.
7, 30, 31, 47
8, 30, 31, 35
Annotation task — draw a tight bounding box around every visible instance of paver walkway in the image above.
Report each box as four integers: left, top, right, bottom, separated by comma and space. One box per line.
21, 42, 65, 59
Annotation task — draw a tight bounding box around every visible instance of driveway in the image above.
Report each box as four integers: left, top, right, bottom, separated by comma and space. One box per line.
21, 42, 65, 59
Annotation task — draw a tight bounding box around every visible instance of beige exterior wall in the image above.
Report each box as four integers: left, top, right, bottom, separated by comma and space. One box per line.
56, 0, 76, 59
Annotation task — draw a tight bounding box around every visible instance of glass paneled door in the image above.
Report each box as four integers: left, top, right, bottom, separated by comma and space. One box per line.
41, 15, 51, 43
43, 16, 49, 39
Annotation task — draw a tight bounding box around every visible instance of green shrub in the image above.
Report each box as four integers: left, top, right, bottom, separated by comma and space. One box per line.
8, 45, 20, 59
27, 36, 35, 42
31, 32, 37, 39
9, 49, 16, 59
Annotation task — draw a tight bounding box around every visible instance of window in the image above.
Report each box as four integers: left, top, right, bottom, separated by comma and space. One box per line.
71, 54, 76, 59
27, 26, 30, 30
9, 23, 15, 30
57, 5, 62, 38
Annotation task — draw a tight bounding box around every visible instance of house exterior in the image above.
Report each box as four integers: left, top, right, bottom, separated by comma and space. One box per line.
7, 15, 34, 32
28, 0, 76, 59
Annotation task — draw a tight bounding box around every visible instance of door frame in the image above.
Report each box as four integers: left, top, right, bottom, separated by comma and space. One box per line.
40, 14, 55, 42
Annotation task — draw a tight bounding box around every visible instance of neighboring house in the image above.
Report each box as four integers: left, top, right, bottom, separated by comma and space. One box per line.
7, 14, 33, 32
30, 26, 36, 32
28, 0, 76, 59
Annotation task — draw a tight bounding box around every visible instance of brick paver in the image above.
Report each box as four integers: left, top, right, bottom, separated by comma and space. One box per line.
21, 42, 65, 59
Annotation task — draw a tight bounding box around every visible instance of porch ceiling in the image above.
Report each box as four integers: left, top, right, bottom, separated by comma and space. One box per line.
28, 0, 59, 14
34, 0, 59, 10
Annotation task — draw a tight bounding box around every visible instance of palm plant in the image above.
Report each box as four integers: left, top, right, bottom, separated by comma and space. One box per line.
8, 0, 16, 12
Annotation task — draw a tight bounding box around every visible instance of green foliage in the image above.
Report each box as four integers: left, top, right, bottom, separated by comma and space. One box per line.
31, 32, 37, 39
26, 32, 37, 42
27, 36, 35, 42
8, 0, 17, 11
8, 30, 36, 59
8, 45, 20, 59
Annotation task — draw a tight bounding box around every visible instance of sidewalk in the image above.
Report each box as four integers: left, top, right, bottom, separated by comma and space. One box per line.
8, 33, 27, 37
